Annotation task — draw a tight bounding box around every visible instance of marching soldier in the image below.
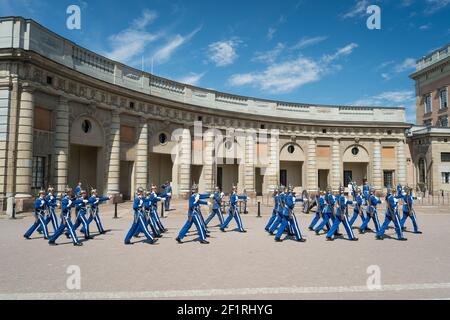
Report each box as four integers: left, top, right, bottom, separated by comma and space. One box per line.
265, 187, 280, 232
124, 188, 157, 245
268, 185, 286, 234
44, 187, 60, 233
275, 186, 306, 242
326, 186, 358, 241
220, 186, 248, 233
376, 188, 407, 241
349, 187, 365, 227
24, 190, 49, 240
362, 181, 370, 206
149, 185, 168, 233
135, 190, 161, 238
314, 186, 334, 235
308, 189, 325, 231
84, 190, 110, 235
49, 188, 83, 246
205, 186, 225, 226
176, 184, 210, 244
74, 182, 83, 198
359, 187, 381, 234
400, 187, 422, 234
72, 190, 92, 240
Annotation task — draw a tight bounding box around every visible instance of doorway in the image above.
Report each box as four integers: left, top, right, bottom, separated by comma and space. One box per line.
68, 145, 98, 190
318, 170, 329, 191
120, 161, 134, 200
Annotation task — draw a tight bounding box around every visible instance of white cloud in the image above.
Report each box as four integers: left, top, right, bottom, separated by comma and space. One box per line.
229, 43, 358, 94
393, 58, 416, 73
352, 90, 415, 106
207, 39, 240, 67
153, 27, 201, 64
425, 0, 450, 14
105, 10, 161, 63
292, 36, 328, 50
253, 43, 286, 64
177, 72, 206, 86
378, 58, 416, 80
341, 0, 370, 19
267, 28, 277, 40
419, 24, 432, 30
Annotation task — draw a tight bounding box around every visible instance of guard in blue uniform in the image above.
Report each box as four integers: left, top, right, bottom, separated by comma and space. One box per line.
72, 190, 92, 240
44, 187, 59, 233
24, 190, 49, 240
161, 181, 172, 211
308, 190, 325, 231
400, 187, 422, 234
176, 184, 210, 244
49, 188, 83, 246
85, 189, 110, 235
359, 187, 381, 234
349, 188, 365, 227
149, 186, 168, 233
220, 186, 247, 233
265, 187, 280, 232
275, 186, 306, 242
124, 188, 157, 245
326, 187, 358, 241
74, 182, 82, 198
205, 186, 225, 226
362, 181, 370, 206
314, 187, 334, 235
376, 188, 407, 241
268, 186, 286, 234
137, 190, 161, 238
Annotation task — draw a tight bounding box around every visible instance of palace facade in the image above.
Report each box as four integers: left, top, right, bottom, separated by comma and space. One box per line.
0, 17, 413, 214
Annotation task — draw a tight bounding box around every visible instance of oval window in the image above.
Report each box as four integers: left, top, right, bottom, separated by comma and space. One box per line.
225, 140, 233, 150
288, 145, 295, 154
159, 133, 168, 145
81, 120, 92, 134
351, 146, 360, 156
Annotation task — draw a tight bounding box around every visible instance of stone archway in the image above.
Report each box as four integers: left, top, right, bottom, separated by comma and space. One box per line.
279, 142, 305, 189
342, 144, 370, 185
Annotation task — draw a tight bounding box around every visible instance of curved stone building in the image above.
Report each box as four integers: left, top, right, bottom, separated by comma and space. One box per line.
0, 17, 411, 213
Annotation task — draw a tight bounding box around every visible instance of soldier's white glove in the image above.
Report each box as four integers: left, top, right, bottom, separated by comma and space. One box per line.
220, 192, 225, 198
247, 197, 251, 201
381, 200, 384, 204
207, 201, 212, 206
210, 194, 214, 199
83, 200, 89, 203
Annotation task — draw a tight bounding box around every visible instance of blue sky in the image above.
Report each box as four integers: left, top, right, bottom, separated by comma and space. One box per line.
1, 0, 450, 123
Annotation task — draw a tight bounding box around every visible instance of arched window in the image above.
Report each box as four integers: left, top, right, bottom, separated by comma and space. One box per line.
418, 158, 426, 183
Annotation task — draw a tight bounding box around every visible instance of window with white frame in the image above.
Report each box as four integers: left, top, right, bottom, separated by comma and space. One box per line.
442, 172, 450, 184
440, 87, 448, 109
439, 115, 449, 127
383, 170, 394, 188
424, 93, 432, 114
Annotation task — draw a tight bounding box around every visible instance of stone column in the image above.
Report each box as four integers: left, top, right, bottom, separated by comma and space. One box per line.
331, 138, 341, 191
54, 97, 70, 193
203, 129, 215, 194
135, 119, 149, 190
372, 139, 382, 192
0, 87, 10, 210
264, 130, 279, 193
178, 128, 191, 198
244, 129, 256, 195
397, 139, 407, 186
15, 86, 34, 199
106, 109, 121, 197
306, 137, 317, 192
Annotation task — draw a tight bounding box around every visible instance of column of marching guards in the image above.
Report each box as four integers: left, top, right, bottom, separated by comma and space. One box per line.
23, 181, 422, 246
265, 182, 422, 242
24, 186, 112, 246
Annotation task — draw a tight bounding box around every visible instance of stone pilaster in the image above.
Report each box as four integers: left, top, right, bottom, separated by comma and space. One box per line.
372, 139, 382, 192
178, 128, 191, 197
53, 97, 70, 193
331, 138, 341, 191
135, 119, 148, 190
307, 137, 317, 192
107, 109, 121, 197
203, 129, 215, 193
15, 86, 34, 198
397, 139, 407, 186
264, 130, 279, 193
0, 87, 10, 203
244, 129, 256, 194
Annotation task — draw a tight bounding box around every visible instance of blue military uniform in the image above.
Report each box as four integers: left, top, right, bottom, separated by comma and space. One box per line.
265, 190, 280, 231
124, 194, 156, 245
44, 192, 60, 233
268, 190, 286, 234
359, 192, 381, 233
275, 191, 305, 242
24, 195, 49, 240
176, 190, 209, 244
49, 194, 82, 246
162, 183, 172, 211
149, 191, 168, 232
377, 191, 406, 241
315, 191, 334, 234
326, 191, 357, 241
400, 189, 422, 234
309, 192, 325, 230
220, 191, 247, 233
72, 195, 92, 240
349, 192, 365, 227
205, 191, 225, 226
84, 194, 109, 234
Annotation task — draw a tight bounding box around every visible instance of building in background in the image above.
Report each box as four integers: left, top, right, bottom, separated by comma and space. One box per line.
0, 17, 411, 214
409, 43, 450, 195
